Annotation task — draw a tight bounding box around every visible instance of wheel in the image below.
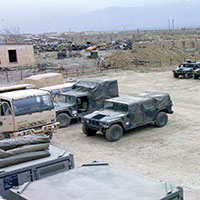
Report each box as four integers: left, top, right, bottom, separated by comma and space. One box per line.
155, 112, 168, 127
57, 113, 71, 128
46, 132, 53, 140
184, 72, 193, 79
0, 133, 5, 140
173, 72, 179, 78
194, 74, 199, 79
0, 132, 10, 140
105, 124, 123, 142
82, 125, 97, 136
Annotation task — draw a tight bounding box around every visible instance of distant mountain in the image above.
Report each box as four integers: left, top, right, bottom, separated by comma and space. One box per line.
22, 1, 200, 33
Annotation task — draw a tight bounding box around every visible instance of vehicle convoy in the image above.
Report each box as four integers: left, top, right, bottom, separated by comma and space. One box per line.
55, 77, 119, 128
172, 61, 200, 79
9, 162, 184, 200
0, 86, 59, 140
82, 92, 173, 141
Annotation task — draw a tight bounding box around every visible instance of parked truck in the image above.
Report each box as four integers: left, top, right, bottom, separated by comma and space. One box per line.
55, 77, 119, 127
82, 92, 173, 141
172, 61, 200, 79
0, 85, 59, 140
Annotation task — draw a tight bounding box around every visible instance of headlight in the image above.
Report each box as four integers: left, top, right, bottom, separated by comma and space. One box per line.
72, 110, 77, 114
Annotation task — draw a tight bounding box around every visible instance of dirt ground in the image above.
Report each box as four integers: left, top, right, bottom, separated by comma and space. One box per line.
50, 70, 200, 200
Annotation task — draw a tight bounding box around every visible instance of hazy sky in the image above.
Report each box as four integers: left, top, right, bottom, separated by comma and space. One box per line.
0, 0, 194, 33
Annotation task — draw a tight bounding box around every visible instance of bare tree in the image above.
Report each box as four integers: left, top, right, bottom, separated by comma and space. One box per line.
0, 26, 24, 44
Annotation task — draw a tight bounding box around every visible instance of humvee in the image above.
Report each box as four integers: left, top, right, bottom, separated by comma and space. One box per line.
0, 85, 59, 140
55, 77, 118, 128
172, 61, 200, 79
82, 92, 173, 141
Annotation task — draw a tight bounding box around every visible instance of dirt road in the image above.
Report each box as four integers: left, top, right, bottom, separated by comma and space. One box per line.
52, 70, 200, 200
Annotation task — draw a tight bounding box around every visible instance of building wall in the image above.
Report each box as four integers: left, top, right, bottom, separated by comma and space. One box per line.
0, 45, 35, 68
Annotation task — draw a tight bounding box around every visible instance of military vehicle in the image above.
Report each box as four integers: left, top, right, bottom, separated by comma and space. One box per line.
40, 82, 75, 103
193, 67, 200, 79
0, 86, 59, 139
82, 92, 173, 141
172, 61, 200, 79
0, 145, 74, 199
55, 77, 118, 128
9, 162, 184, 200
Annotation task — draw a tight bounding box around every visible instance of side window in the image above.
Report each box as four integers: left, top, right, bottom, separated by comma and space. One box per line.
0, 102, 11, 116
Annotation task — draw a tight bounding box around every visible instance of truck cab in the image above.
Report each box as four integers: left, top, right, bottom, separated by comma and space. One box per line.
82, 92, 173, 142
0, 88, 59, 139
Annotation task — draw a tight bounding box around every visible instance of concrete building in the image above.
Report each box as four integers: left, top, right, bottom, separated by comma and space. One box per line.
0, 45, 35, 68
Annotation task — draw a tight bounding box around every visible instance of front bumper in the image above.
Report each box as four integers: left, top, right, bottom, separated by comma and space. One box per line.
10, 122, 60, 138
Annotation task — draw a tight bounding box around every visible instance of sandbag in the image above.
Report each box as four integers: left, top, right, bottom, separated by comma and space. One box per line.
0, 143, 50, 159
0, 134, 50, 151
0, 151, 50, 168
0, 149, 8, 159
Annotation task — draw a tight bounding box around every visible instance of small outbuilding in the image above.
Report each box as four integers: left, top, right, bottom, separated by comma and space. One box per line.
0, 45, 35, 68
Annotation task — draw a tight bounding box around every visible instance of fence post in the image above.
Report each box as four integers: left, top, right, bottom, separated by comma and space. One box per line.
33, 66, 36, 75
82, 66, 84, 75
170, 59, 173, 66
20, 67, 23, 80
6, 68, 9, 82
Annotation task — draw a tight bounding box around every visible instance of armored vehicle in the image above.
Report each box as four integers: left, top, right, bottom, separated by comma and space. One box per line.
0, 87, 59, 139
55, 77, 118, 128
0, 145, 74, 199
172, 61, 200, 79
9, 162, 184, 200
82, 92, 173, 141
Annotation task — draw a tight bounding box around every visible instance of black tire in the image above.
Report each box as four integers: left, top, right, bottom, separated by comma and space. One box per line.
82, 125, 97, 136
105, 124, 123, 142
184, 72, 193, 79
0, 133, 5, 140
57, 113, 71, 128
194, 74, 199, 80
155, 112, 168, 127
173, 72, 179, 78
46, 132, 53, 140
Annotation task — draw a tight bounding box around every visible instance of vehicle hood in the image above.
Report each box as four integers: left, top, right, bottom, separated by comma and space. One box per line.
84, 109, 126, 122
194, 68, 200, 72
174, 67, 192, 72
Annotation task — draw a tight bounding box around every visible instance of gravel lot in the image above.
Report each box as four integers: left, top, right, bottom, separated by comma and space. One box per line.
51, 70, 200, 200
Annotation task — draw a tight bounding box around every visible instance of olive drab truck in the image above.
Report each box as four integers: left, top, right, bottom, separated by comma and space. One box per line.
0, 85, 59, 140
55, 77, 119, 127
82, 92, 173, 141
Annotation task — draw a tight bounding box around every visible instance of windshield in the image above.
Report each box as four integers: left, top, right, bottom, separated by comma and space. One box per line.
58, 94, 75, 104
180, 64, 195, 68
13, 95, 54, 116
104, 101, 128, 112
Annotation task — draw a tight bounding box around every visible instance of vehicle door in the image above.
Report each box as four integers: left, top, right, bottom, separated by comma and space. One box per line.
77, 96, 89, 116
0, 101, 14, 132
142, 99, 156, 123
129, 103, 143, 128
